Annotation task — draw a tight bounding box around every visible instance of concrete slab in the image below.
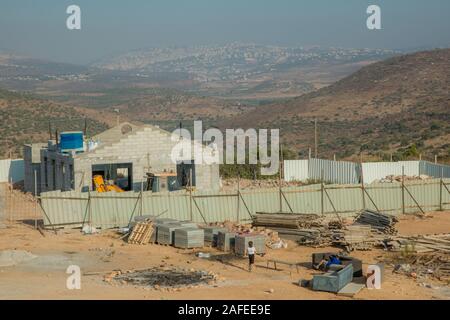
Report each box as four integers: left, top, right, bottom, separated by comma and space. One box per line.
337, 282, 365, 297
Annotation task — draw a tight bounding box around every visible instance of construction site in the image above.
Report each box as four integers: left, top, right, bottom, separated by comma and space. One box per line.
1, 123, 450, 300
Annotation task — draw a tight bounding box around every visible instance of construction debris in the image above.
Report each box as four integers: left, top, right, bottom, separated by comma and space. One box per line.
386, 233, 450, 254
374, 174, 431, 184
353, 209, 398, 235
390, 253, 450, 282
332, 225, 387, 251
82, 225, 98, 235
110, 267, 218, 289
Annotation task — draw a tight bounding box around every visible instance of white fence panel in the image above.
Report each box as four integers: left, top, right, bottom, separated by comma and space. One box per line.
284, 160, 309, 182
362, 161, 420, 184
0, 159, 24, 183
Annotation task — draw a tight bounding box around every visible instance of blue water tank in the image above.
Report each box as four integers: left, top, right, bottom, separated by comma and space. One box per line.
60, 131, 84, 153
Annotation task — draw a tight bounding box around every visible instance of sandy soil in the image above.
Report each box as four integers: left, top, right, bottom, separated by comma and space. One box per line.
1, 212, 449, 300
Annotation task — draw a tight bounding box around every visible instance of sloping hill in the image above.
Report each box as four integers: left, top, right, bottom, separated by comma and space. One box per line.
0, 88, 109, 158
224, 49, 450, 161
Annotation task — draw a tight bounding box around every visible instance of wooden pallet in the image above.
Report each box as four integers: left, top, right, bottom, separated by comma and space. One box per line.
128, 221, 154, 245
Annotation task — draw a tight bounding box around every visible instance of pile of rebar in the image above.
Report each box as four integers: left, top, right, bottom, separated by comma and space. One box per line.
353, 209, 398, 235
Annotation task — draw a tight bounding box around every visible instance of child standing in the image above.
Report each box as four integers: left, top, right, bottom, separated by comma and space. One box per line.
247, 241, 256, 272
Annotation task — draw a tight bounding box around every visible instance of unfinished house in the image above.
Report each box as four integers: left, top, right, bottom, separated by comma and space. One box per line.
24, 122, 220, 194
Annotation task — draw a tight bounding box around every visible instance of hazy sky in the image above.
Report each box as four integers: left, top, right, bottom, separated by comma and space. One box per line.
0, 0, 449, 64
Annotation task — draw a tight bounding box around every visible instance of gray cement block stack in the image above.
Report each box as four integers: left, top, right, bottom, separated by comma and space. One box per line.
203, 226, 228, 247
156, 223, 188, 245
234, 234, 266, 256
174, 228, 205, 249
217, 231, 236, 252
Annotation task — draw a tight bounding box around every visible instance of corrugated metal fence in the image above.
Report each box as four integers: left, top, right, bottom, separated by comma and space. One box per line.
308, 158, 360, 184
284, 159, 450, 184
40, 178, 450, 229
0, 159, 24, 183
284, 160, 308, 182
420, 161, 450, 179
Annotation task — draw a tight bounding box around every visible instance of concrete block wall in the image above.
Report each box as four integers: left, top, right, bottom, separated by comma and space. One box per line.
73, 126, 219, 192
24, 144, 46, 194
40, 149, 74, 193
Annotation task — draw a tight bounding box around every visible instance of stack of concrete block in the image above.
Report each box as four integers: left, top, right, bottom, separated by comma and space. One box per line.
234, 233, 266, 256
157, 223, 186, 245
178, 221, 199, 228
203, 226, 228, 246
174, 228, 205, 249
217, 231, 236, 252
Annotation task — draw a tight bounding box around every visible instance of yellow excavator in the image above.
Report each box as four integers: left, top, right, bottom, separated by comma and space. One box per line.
93, 175, 124, 193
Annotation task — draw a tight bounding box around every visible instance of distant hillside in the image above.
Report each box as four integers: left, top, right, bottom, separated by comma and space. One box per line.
49, 87, 251, 123
0, 88, 109, 158
92, 44, 399, 100
224, 49, 450, 162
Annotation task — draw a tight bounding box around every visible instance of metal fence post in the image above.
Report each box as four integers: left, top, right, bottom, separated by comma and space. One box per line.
88, 189, 92, 227
9, 177, 13, 222
439, 168, 443, 211
278, 146, 283, 213
321, 169, 324, 216
34, 169, 38, 229
189, 169, 193, 221
401, 166, 405, 215
237, 174, 240, 222
140, 180, 144, 216
360, 164, 366, 210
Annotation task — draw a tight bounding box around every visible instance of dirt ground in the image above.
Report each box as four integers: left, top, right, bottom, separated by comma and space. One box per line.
0, 212, 449, 300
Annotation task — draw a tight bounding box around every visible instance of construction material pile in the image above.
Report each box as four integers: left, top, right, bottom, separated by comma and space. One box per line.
386, 233, 450, 254
332, 225, 387, 251
252, 212, 323, 229
387, 252, 450, 282
353, 209, 398, 235
252, 212, 333, 247
111, 267, 218, 289
374, 174, 431, 184
126, 215, 203, 248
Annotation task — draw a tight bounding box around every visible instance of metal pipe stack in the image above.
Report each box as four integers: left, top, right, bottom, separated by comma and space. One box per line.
353, 209, 398, 235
